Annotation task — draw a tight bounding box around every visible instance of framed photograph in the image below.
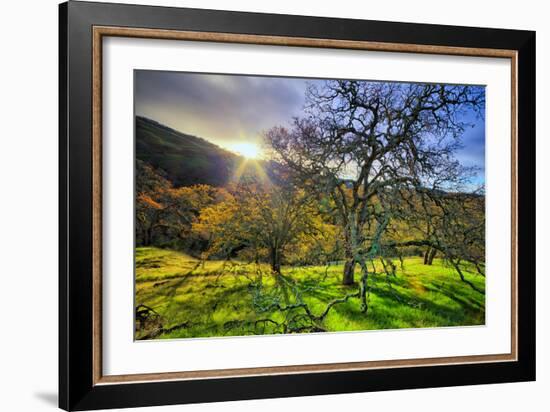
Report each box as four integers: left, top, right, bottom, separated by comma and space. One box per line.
59, 1, 535, 410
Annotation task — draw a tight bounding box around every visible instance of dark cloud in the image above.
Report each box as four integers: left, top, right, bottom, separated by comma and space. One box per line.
135, 71, 313, 148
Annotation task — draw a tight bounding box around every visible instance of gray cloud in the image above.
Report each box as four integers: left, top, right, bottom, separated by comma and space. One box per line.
135, 70, 312, 148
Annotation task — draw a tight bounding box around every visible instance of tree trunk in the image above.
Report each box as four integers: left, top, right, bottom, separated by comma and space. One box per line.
143, 226, 152, 246
358, 260, 369, 313
342, 257, 356, 285
427, 248, 437, 265
342, 213, 359, 285
423, 248, 430, 265
270, 247, 289, 303
270, 247, 281, 275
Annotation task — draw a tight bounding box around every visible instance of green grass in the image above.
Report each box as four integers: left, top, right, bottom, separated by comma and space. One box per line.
135, 247, 485, 340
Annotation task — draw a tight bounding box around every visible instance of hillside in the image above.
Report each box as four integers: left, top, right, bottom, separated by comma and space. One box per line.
136, 116, 239, 187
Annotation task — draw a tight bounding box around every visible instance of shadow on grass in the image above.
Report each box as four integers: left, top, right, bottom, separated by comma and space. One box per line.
136, 249, 486, 338
303, 272, 484, 330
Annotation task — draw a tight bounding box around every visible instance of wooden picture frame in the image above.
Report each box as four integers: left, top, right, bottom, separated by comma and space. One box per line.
59, 1, 535, 410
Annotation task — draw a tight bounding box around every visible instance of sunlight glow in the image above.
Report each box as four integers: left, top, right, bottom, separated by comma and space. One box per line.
229, 142, 261, 159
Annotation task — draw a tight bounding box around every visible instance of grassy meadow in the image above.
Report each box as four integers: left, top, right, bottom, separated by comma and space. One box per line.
135, 247, 485, 340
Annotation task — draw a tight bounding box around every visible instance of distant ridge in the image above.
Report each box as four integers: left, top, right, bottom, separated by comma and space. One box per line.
136, 116, 239, 187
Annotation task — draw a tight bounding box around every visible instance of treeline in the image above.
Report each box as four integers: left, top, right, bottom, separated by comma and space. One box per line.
136, 159, 484, 278
137, 159, 339, 264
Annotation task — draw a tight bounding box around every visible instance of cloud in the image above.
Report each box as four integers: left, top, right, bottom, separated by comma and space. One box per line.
135, 71, 311, 148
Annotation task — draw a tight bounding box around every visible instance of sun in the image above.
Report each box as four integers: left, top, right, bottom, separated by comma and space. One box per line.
230, 142, 261, 159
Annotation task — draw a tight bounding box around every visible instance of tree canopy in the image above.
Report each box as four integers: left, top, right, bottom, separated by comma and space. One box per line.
265, 81, 485, 296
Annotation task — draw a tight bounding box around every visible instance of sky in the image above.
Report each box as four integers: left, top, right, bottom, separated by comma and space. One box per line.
135, 70, 485, 186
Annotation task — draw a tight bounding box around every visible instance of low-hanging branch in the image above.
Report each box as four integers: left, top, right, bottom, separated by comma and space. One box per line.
384, 239, 485, 294
256, 289, 361, 323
